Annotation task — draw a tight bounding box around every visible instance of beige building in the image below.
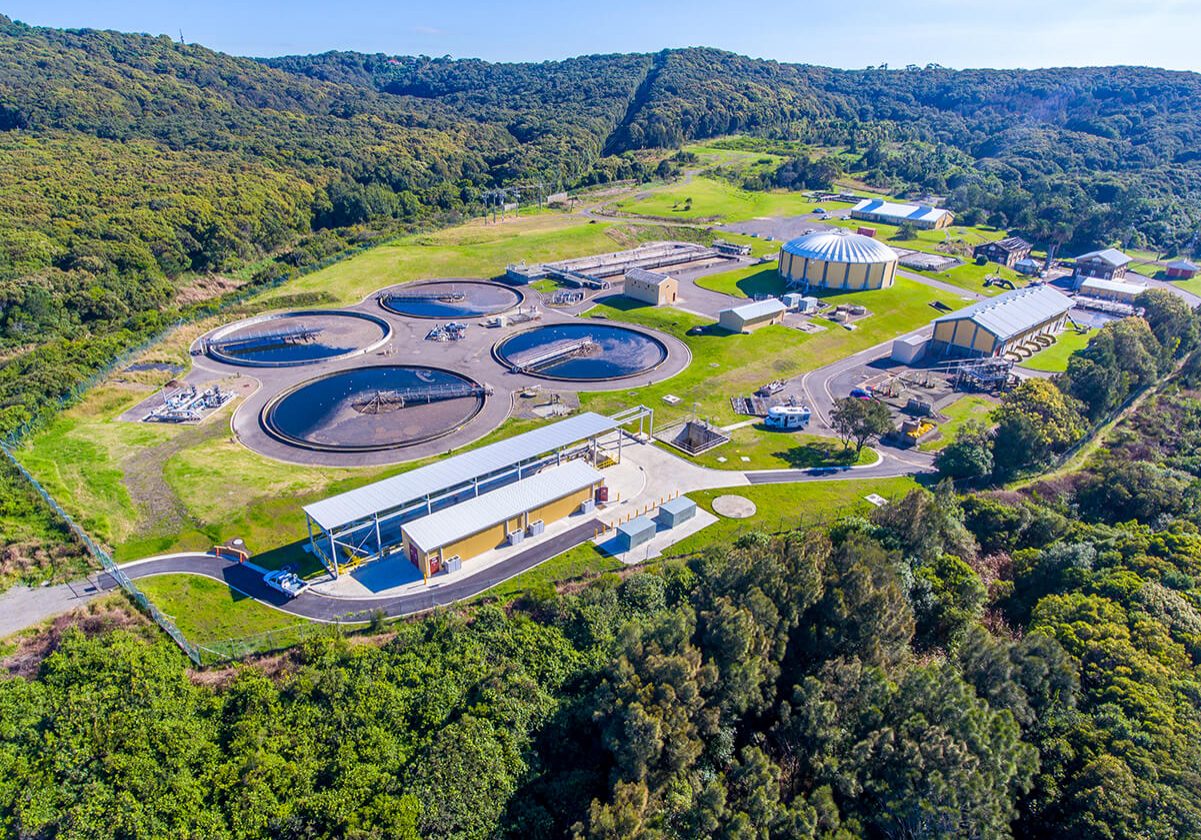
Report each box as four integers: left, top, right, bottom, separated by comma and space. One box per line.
400, 460, 603, 577
718, 299, 787, 332
624, 267, 678, 306
779, 229, 898, 291
931, 285, 1073, 358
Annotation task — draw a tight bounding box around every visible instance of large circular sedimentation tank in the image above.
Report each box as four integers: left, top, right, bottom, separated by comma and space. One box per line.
495, 322, 668, 381
779, 230, 898, 291
261, 365, 485, 452
378, 280, 523, 319
205, 310, 391, 367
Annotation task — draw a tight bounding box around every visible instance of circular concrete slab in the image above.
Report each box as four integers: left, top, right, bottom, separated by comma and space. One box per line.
712, 495, 757, 519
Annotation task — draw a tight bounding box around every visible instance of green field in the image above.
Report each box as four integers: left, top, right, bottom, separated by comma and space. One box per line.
671, 476, 921, 554
919, 395, 997, 452
1021, 328, 1093, 373
581, 277, 955, 425
684, 425, 876, 470
694, 262, 787, 298
907, 261, 1026, 297
136, 574, 303, 645
612, 176, 821, 222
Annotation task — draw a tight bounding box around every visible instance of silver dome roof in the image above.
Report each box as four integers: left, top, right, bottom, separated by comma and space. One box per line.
781, 229, 898, 264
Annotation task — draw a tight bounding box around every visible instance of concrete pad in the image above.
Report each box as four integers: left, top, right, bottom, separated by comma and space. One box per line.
595, 507, 718, 564
712, 495, 757, 518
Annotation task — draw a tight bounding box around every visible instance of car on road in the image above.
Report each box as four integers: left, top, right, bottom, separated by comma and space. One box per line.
264, 568, 307, 599
849, 387, 873, 399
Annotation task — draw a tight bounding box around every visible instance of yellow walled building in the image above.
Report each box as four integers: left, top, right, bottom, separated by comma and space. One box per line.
930, 285, 1074, 358
779, 230, 898, 291
400, 459, 603, 577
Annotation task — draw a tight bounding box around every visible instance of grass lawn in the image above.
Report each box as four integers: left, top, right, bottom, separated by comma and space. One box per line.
684, 425, 876, 470
612, 176, 819, 222
266, 213, 648, 307
670, 476, 921, 554
908, 261, 1026, 297
694, 262, 786, 298
1021, 328, 1093, 373
919, 395, 997, 452
580, 277, 955, 426
136, 574, 303, 646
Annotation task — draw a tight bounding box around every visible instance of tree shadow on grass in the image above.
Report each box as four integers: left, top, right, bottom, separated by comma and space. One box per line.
734, 268, 788, 298
770, 441, 859, 469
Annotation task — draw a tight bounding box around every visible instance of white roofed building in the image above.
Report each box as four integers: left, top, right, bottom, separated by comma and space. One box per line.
718, 299, 787, 332
400, 459, 604, 577
851, 198, 954, 230
1078, 277, 1146, 304
930, 286, 1074, 358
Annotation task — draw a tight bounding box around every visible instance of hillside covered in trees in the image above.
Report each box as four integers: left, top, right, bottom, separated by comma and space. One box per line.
4, 16, 1201, 443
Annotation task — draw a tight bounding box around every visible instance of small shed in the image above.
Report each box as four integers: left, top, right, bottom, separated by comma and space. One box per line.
1014, 257, 1042, 276
718, 299, 787, 332
616, 515, 656, 553
656, 496, 697, 529
1167, 259, 1199, 280
891, 334, 928, 364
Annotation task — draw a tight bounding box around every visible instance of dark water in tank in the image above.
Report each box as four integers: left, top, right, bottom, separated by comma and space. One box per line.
496, 323, 668, 380
264, 365, 483, 451
380, 282, 522, 319
211, 313, 387, 366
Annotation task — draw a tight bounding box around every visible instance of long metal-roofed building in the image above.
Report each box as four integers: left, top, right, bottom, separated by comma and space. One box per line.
401, 459, 604, 577
930, 285, 1074, 358
850, 198, 954, 230
303, 409, 650, 576
779, 230, 898, 291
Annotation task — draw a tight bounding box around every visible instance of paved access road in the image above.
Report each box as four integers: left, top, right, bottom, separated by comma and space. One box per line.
107, 518, 606, 623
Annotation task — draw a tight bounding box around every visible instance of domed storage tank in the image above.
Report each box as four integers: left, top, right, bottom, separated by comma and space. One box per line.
779, 230, 898, 291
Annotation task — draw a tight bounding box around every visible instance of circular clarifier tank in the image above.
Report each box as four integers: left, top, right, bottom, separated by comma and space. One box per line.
378, 280, 523, 319
206, 310, 391, 367
495, 322, 668, 381
261, 365, 486, 452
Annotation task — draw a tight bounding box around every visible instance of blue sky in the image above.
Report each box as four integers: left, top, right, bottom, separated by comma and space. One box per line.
8, 0, 1201, 71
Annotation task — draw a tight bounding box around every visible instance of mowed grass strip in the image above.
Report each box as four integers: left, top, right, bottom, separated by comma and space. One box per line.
1020, 328, 1093, 373
613, 176, 820, 222
683, 425, 875, 470
919, 395, 998, 452
135, 573, 303, 645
